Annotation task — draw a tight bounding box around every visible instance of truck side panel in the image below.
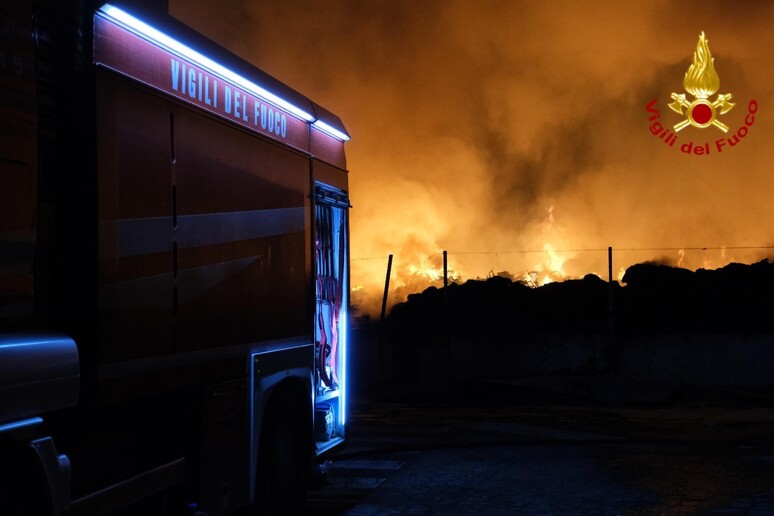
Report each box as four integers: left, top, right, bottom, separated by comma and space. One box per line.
97, 71, 175, 364
0, 0, 37, 330
174, 98, 311, 352
97, 70, 312, 368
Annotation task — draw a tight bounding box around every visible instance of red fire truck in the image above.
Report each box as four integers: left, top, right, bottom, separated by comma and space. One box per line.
0, 1, 351, 514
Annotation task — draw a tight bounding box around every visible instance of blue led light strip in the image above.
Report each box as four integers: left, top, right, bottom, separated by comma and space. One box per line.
97, 4, 350, 142
312, 119, 351, 142
0, 417, 43, 434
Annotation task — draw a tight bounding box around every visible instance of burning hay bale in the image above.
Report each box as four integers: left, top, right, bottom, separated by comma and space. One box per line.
386, 259, 774, 339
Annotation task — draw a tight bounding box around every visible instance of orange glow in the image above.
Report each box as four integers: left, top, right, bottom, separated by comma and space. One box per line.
534, 243, 569, 286
171, 1, 774, 316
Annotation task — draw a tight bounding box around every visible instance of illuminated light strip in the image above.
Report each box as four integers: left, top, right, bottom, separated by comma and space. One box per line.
339, 259, 349, 426
0, 417, 43, 434
312, 119, 351, 142
340, 306, 348, 426
97, 4, 316, 123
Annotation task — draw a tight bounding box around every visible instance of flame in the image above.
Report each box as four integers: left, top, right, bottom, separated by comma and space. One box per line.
406, 259, 444, 281
683, 31, 719, 99
525, 242, 569, 286
350, 203, 770, 318
350, 250, 462, 317
353, 241, 772, 317
677, 248, 686, 268
352, 206, 583, 315
528, 207, 571, 286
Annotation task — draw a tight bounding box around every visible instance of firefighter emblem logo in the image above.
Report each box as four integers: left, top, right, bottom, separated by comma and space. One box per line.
669, 31, 734, 133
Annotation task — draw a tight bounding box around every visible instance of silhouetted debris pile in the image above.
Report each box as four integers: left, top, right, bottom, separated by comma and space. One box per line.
618, 259, 774, 333
386, 259, 774, 337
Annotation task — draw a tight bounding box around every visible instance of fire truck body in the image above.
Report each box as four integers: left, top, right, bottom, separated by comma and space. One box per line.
0, 1, 351, 514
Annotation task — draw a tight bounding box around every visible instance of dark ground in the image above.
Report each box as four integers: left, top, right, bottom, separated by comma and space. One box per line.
313, 261, 774, 514
308, 378, 774, 515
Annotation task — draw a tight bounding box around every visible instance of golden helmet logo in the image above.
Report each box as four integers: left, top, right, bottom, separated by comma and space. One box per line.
668, 32, 734, 132
646, 31, 758, 155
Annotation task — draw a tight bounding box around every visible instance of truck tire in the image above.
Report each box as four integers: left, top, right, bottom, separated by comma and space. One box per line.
255, 387, 310, 515
0, 442, 53, 515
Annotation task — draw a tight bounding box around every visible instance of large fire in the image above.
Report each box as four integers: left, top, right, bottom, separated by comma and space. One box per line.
171, 1, 774, 320
350, 201, 773, 318
351, 240, 772, 318
351, 206, 580, 316
351, 206, 582, 316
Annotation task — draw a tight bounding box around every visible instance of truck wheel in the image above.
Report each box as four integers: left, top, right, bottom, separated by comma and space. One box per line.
255, 389, 309, 515
0, 442, 53, 515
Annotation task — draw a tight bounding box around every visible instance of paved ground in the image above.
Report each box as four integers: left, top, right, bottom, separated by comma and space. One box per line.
308, 378, 774, 514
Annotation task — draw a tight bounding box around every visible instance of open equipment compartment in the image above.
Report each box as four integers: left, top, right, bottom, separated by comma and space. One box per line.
313, 183, 350, 454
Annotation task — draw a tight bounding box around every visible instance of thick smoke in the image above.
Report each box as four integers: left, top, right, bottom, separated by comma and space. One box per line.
172, 0, 774, 315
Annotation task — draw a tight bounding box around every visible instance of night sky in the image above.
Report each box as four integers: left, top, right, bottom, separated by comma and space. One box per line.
170, 0, 774, 314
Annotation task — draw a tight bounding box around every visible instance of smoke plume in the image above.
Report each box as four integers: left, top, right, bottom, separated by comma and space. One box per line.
171, 0, 774, 315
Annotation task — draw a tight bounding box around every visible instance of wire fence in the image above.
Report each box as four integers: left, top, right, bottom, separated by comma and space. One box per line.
351, 245, 774, 315
354, 245, 774, 274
